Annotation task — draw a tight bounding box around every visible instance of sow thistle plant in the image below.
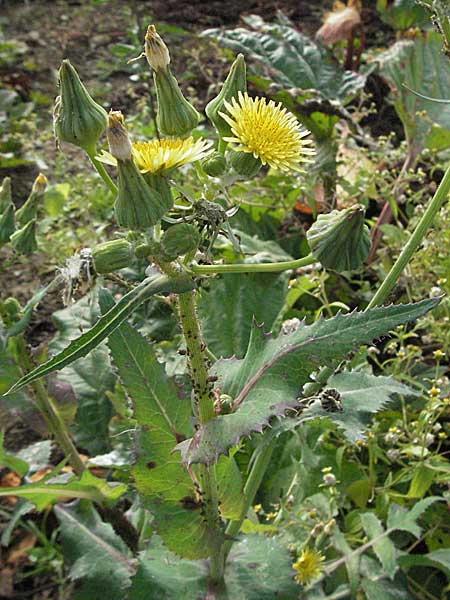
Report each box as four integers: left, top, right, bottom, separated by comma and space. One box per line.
1, 22, 450, 599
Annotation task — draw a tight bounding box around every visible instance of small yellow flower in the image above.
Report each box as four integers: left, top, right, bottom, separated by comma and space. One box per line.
433, 349, 444, 360
439, 431, 447, 440
266, 512, 277, 520
132, 137, 213, 174
253, 504, 262, 513
293, 548, 325, 585
219, 91, 315, 172
429, 387, 440, 397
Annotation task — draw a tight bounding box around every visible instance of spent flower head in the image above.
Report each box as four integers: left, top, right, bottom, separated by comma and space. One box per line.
292, 548, 325, 585
144, 24, 170, 72
220, 91, 315, 172
107, 110, 132, 161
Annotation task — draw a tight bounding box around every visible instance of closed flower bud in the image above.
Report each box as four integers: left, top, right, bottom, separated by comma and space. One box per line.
10, 219, 38, 254
92, 239, 133, 274
16, 173, 48, 226
307, 204, 371, 272
161, 223, 200, 259
201, 151, 227, 177
144, 24, 170, 72
54, 59, 108, 154
229, 150, 262, 178
0, 177, 12, 213
107, 111, 172, 229
205, 54, 246, 139
0, 203, 16, 244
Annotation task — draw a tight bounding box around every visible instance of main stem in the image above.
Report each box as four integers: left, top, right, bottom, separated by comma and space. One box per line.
16, 338, 85, 476
86, 149, 118, 195
367, 162, 450, 309
177, 289, 223, 582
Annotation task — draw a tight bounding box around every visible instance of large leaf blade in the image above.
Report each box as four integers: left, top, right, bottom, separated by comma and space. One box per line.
177, 298, 438, 464
99, 289, 223, 559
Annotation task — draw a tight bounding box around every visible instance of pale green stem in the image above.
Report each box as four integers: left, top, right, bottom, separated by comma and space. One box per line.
86, 149, 118, 195
367, 162, 450, 309
190, 254, 316, 275
220, 437, 276, 565
16, 338, 85, 476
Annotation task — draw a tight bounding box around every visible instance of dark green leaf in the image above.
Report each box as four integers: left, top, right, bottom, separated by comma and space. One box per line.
55, 502, 133, 600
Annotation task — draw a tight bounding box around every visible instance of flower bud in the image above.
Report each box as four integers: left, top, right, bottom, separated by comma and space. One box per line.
201, 151, 227, 177
92, 239, 133, 274
153, 67, 201, 137
205, 54, 246, 139
307, 204, 371, 272
107, 111, 172, 229
0, 177, 12, 213
16, 173, 48, 226
54, 59, 108, 154
0, 203, 16, 244
10, 219, 38, 254
107, 111, 132, 162
229, 150, 262, 178
322, 473, 337, 487
161, 223, 200, 259
144, 24, 170, 72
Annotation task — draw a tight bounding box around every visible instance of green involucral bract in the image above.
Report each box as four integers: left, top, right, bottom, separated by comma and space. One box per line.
54, 59, 108, 154
205, 53, 247, 140
229, 150, 262, 178
307, 204, 371, 271
10, 219, 38, 255
153, 67, 200, 137
115, 159, 172, 229
161, 223, 201, 259
0, 204, 16, 245
201, 151, 227, 177
92, 239, 134, 274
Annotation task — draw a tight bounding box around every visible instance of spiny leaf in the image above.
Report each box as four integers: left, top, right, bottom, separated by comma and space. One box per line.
177, 298, 438, 464
301, 372, 418, 443
99, 289, 223, 560
3, 274, 194, 396
386, 496, 443, 537
0, 470, 126, 510
55, 502, 133, 600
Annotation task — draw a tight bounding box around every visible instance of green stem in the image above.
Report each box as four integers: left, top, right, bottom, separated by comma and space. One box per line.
86, 150, 118, 195
367, 162, 450, 309
190, 254, 316, 275
220, 436, 276, 565
15, 338, 85, 476
175, 286, 223, 582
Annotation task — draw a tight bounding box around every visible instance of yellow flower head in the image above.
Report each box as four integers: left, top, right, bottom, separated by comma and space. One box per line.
219, 91, 315, 172
132, 137, 213, 174
293, 548, 325, 585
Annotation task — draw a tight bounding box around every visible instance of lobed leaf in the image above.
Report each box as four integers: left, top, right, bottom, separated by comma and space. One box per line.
177, 298, 439, 464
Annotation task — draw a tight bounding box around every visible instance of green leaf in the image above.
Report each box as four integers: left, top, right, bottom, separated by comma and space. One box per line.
199, 272, 289, 359
3, 274, 194, 396
0, 470, 126, 510
360, 512, 397, 579
99, 289, 221, 559
304, 372, 418, 443
129, 534, 298, 599
377, 32, 450, 149
378, 0, 430, 30
398, 548, 450, 578
6, 282, 53, 338
407, 462, 436, 498
177, 298, 438, 464
387, 496, 443, 537
361, 577, 415, 600
204, 15, 365, 106
0, 431, 29, 476
49, 292, 115, 454
55, 502, 133, 600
